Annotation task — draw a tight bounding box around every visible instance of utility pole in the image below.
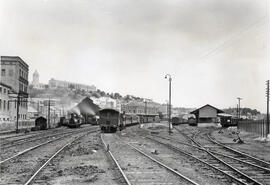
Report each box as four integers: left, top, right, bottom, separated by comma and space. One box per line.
144, 100, 147, 123
237, 97, 242, 119
236, 104, 239, 118
16, 96, 20, 133
266, 80, 269, 136
48, 99, 51, 129
165, 74, 172, 134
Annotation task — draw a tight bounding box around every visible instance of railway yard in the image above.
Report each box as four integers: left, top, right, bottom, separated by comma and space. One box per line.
0, 123, 270, 185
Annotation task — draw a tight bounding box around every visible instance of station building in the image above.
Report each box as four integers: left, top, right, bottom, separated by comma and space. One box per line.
190, 104, 224, 124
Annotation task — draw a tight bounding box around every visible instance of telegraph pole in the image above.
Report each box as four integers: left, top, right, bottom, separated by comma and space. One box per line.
16, 96, 20, 133
266, 80, 269, 136
48, 99, 51, 129
237, 97, 242, 119
165, 74, 172, 134
144, 100, 147, 123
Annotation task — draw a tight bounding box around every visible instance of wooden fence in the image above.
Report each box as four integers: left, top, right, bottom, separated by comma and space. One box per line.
238, 120, 268, 137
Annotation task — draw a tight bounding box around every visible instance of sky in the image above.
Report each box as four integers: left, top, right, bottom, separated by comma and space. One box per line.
0, 0, 269, 112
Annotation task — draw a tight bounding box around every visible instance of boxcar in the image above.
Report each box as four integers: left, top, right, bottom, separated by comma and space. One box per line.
99, 109, 121, 132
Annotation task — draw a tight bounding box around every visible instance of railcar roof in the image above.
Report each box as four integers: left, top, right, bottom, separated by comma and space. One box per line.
99, 108, 120, 114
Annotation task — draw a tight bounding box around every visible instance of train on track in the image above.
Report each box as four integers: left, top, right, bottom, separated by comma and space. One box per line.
171, 116, 197, 126
66, 113, 83, 128
99, 108, 159, 133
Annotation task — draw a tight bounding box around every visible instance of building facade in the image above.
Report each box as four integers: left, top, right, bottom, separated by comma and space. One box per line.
91, 96, 120, 110
0, 83, 12, 122
48, 78, 96, 92
190, 104, 224, 123
121, 101, 159, 115
0, 56, 29, 129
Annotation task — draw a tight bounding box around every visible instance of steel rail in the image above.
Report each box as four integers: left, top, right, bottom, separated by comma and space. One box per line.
207, 133, 270, 167
1, 129, 87, 149
100, 134, 131, 185
189, 131, 264, 185
0, 128, 64, 144
174, 126, 270, 171
24, 130, 95, 185
0, 128, 99, 164
145, 135, 249, 185
154, 134, 270, 173
126, 143, 199, 185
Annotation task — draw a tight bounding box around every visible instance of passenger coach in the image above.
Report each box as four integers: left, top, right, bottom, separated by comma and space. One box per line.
99, 108, 122, 132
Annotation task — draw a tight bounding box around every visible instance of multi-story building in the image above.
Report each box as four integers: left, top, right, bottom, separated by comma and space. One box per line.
28, 97, 63, 128
91, 96, 120, 110
158, 103, 168, 119
0, 82, 12, 122
48, 78, 96, 92
0, 56, 29, 129
121, 100, 159, 115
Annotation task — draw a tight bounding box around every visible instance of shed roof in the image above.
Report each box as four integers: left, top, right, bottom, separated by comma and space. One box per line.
190, 104, 224, 114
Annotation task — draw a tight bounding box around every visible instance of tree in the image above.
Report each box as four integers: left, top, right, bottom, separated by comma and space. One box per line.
114, 93, 122, 99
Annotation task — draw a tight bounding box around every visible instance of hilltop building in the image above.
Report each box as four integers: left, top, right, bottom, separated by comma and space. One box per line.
31, 70, 46, 89
48, 78, 96, 92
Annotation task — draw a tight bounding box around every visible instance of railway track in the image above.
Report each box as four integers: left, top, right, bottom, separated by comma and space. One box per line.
0, 129, 99, 185
101, 133, 199, 185
0, 127, 66, 146
0, 128, 99, 164
23, 130, 97, 185
0, 127, 98, 150
171, 126, 270, 185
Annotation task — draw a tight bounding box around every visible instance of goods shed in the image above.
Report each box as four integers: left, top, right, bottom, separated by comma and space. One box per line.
190, 104, 224, 124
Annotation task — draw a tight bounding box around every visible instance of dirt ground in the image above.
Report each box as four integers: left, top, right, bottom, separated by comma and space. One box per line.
120, 128, 229, 185
34, 132, 120, 185
2, 122, 268, 184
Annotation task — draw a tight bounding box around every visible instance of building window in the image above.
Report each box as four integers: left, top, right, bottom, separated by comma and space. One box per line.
7, 101, 9, 110
9, 69, 13, 77
19, 83, 23, 92
1, 69, 6, 76
0, 87, 2, 93
3, 100, 6, 110
4, 88, 6, 94
0, 99, 1, 109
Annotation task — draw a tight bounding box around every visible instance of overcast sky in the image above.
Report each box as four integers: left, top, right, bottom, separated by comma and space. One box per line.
0, 0, 269, 112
